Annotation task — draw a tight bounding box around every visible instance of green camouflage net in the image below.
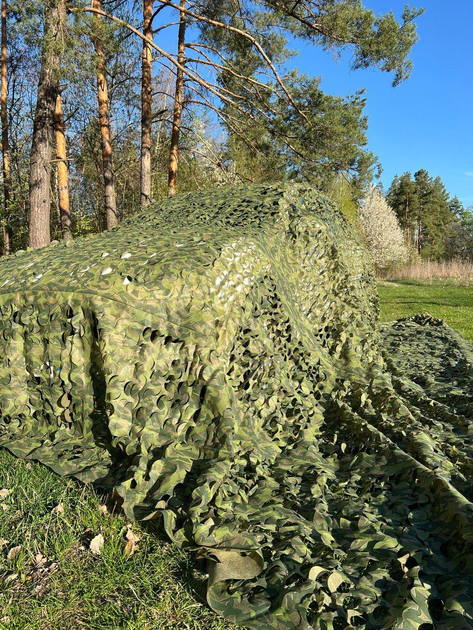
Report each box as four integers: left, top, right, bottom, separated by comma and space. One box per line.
0, 184, 473, 629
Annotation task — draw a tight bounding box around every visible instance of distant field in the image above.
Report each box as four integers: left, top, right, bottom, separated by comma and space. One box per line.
378, 281, 473, 342
379, 259, 473, 284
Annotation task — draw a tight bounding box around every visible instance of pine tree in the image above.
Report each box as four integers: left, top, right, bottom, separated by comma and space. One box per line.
1, 0, 12, 254
168, 0, 186, 197
81, 1, 422, 196
192, 0, 422, 194
140, 0, 153, 207
53, 90, 72, 239
387, 173, 419, 248
414, 170, 453, 259
445, 200, 473, 260
0, 1, 426, 250
29, 0, 67, 249
221, 70, 378, 192
388, 170, 455, 260
91, 0, 118, 230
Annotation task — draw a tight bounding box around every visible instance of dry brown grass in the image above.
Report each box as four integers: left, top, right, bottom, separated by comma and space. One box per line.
378, 259, 473, 284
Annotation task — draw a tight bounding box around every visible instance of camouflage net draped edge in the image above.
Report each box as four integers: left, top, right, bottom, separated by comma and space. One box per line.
0, 184, 472, 630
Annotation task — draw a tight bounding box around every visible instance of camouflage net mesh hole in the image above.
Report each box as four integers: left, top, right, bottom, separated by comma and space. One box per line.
0, 184, 473, 629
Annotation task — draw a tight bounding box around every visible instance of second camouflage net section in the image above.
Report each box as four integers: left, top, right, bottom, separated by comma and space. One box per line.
0, 184, 472, 629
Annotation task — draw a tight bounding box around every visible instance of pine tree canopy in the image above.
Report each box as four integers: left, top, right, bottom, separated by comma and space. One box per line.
388, 169, 456, 260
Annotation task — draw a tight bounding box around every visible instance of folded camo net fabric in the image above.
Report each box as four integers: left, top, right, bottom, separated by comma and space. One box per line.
1, 184, 473, 629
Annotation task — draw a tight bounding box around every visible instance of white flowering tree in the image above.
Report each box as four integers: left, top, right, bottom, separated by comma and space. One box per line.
358, 186, 408, 269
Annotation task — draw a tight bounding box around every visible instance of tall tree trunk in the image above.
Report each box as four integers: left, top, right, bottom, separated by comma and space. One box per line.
168, 0, 186, 197
92, 0, 118, 229
54, 91, 72, 240
140, 0, 153, 208
1, 0, 12, 254
29, 0, 66, 249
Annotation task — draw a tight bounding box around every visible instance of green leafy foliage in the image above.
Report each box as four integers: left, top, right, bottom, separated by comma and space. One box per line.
1, 1, 425, 254
445, 199, 473, 260
257, 1, 424, 85
187, 0, 421, 191
1, 185, 473, 628
388, 169, 456, 260
326, 175, 360, 228
222, 70, 377, 190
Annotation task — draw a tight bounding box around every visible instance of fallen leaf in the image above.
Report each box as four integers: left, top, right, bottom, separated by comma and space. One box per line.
7, 545, 22, 561
0, 489, 10, 500
124, 526, 141, 557
5, 573, 18, 584
0, 538, 9, 550
34, 553, 47, 566
51, 503, 64, 515
89, 534, 104, 555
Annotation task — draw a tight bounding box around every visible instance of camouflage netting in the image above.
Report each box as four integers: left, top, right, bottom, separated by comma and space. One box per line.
0, 184, 473, 629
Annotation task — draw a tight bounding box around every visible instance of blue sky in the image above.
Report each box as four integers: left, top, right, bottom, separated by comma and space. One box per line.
156, 1, 472, 205
288, 0, 473, 206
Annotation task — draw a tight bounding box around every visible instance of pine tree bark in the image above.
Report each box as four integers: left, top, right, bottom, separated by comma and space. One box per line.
168, 0, 186, 197
92, 0, 118, 229
29, 0, 66, 249
140, 0, 153, 208
54, 91, 72, 240
1, 0, 12, 254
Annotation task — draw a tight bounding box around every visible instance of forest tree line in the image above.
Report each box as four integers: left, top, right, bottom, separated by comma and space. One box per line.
0, 0, 466, 263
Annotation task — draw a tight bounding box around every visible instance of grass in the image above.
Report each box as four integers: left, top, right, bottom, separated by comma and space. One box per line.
378, 280, 473, 342
379, 259, 473, 285
1, 278, 471, 629
0, 448, 234, 630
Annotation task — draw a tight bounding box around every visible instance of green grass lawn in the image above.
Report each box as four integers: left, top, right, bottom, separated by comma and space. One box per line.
1, 280, 471, 629
0, 448, 233, 630
378, 280, 473, 342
